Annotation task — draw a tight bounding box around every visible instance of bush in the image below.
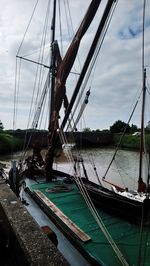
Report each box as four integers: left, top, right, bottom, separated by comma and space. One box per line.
0, 133, 23, 154
113, 133, 150, 150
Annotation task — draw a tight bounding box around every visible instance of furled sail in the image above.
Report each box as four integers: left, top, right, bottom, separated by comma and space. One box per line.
45, 0, 101, 180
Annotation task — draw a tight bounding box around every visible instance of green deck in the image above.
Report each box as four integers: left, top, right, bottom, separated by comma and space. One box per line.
29, 181, 150, 266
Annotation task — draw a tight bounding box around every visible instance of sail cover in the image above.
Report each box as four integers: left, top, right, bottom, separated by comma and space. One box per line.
49, 0, 101, 131
46, 0, 101, 177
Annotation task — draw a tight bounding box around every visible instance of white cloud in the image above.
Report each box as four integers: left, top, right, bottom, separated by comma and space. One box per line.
0, 0, 150, 130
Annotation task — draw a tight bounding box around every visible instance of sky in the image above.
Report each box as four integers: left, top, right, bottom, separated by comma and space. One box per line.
0, 0, 150, 131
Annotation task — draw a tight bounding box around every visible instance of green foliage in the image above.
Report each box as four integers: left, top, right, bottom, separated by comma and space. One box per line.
145, 134, 150, 149
102, 129, 110, 133
113, 133, 150, 150
113, 134, 140, 149
110, 120, 130, 133
0, 133, 23, 154
130, 124, 138, 133
119, 135, 138, 148
0, 120, 4, 131
83, 127, 91, 132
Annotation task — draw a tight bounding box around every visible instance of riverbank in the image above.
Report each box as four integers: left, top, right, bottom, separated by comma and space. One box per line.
0, 133, 23, 155
114, 133, 150, 150
0, 130, 113, 155
0, 131, 150, 156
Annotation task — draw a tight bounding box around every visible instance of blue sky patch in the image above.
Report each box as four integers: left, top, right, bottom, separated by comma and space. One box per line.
118, 3, 150, 40
118, 25, 142, 40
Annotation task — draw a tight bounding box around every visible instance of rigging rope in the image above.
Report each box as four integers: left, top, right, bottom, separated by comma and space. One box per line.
56, 1, 132, 262
58, 0, 63, 56
17, 0, 39, 56
13, 57, 22, 131
30, 0, 51, 129
103, 93, 141, 180
88, 152, 102, 185
15, 0, 51, 160
114, 156, 137, 189
74, 161, 129, 266
58, 126, 128, 265
71, 89, 91, 131
66, 0, 118, 133
137, 1, 150, 265
32, 74, 49, 128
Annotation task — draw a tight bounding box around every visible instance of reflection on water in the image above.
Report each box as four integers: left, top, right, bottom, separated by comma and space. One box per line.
0, 147, 146, 191
55, 147, 141, 190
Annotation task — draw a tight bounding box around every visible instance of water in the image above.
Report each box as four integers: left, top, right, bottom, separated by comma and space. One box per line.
0, 147, 146, 191
52, 147, 142, 190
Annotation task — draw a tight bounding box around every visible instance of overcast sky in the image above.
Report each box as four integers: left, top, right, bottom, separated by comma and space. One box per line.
0, 0, 150, 131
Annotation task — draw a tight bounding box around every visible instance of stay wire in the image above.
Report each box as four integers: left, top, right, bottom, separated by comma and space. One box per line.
12, 57, 21, 157
85, 0, 118, 87
30, 0, 51, 129
103, 93, 141, 179
63, 0, 82, 80
74, 162, 129, 266
17, 0, 39, 56
70, 0, 118, 131
13, 57, 18, 131
58, 128, 128, 265
58, 0, 63, 56
39, 86, 49, 129
15, 59, 22, 127
138, 1, 148, 265
21, 1, 51, 159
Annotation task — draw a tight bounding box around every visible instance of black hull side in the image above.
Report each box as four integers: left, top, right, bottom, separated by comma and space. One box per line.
26, 167, 150, 224
83, 180, 150, 223
51, 171, 150, 223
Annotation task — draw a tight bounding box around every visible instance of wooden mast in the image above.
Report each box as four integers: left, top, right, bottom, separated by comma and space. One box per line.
45, 0, 102, 181
45, 0, 57, 182
61, 0, 117, 131
49, 0, 56, 124
138, 68, 146, 183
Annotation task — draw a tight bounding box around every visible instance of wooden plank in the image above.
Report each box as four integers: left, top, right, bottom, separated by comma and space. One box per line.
34, 190, 91, 242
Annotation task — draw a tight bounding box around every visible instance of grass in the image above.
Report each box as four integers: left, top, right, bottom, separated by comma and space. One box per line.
0, 130, 150, 155
0, 132, 23, 155
114, 133, 150, 150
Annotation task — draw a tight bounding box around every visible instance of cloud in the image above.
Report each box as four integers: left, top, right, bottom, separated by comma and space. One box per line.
0, 0, 150, 131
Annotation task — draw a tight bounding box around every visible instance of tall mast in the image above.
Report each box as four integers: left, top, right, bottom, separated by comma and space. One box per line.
45, 0, 101, 181
49, 0, 56, 127
61, 0, 116, 131
139, 68, 146, 181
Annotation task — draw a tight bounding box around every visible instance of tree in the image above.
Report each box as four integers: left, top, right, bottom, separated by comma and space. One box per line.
83, 127, 91, 132
130, 124, 138, 134
0, 120, 4, 131
146, 121, 150, 131
110, 120, 130, 133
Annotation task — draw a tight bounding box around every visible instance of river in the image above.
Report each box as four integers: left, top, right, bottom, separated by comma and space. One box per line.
0, 147, 146, 191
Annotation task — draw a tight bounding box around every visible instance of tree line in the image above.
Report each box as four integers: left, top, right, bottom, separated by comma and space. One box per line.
1, 119, 150, 134
83, 120, 150, 134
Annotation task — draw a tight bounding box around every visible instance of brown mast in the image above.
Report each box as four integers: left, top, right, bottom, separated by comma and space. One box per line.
45, 0, 102, 181
138, 68, 147, 191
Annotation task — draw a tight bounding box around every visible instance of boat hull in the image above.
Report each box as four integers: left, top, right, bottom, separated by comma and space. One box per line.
24, 168, 150, 223
82, 179, 150, 223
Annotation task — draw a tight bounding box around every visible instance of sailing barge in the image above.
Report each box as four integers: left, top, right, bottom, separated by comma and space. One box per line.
9, 0, 150, 265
